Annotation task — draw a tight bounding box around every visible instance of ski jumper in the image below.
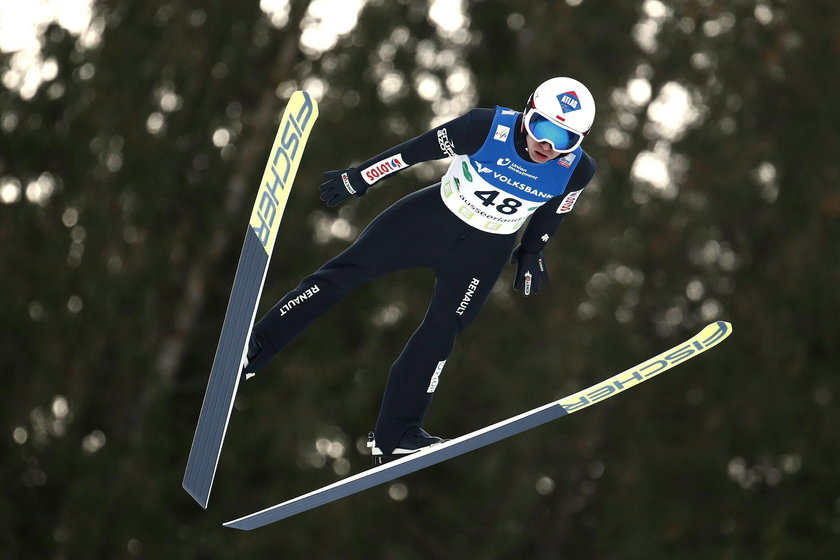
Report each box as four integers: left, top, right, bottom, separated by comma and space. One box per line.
248, 107, 596, 454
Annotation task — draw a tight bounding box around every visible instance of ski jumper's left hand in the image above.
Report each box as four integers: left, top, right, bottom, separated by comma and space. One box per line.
319, 168, 368, 207
510, 245, 550, 296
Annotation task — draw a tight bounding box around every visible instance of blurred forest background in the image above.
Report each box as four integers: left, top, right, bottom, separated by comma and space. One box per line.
1, 0, 839, 558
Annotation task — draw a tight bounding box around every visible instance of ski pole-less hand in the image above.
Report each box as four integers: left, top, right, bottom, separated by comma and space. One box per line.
510, 245, 550, 296
318, 168, 368, 207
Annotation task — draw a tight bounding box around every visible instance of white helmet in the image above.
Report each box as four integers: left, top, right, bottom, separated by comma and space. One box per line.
523, 77, 595, 153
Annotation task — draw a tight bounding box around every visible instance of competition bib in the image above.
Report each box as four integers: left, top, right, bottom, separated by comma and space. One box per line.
437, 107, 582, 234
440, 155, 538, 234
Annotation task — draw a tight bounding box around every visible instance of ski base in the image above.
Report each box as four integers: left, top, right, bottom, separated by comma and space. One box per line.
183, 229, 268, 507
182, 91, 318, 508
224, 321, 732, 529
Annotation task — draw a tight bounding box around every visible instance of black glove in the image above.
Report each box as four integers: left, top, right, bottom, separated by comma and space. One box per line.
318, 168, 368, 207
510, 245, 550, 296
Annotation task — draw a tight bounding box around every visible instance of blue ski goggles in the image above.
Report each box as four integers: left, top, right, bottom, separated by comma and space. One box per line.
524, 110, 584, 153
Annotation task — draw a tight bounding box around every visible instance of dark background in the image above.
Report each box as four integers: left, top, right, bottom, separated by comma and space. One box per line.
2, 0, 839, 558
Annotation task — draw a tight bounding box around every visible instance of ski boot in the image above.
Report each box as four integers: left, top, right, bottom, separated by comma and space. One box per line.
367, 427, 449, 467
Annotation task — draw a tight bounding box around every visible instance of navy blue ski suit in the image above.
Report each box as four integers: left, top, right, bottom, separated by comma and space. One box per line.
247, 107, 596, 454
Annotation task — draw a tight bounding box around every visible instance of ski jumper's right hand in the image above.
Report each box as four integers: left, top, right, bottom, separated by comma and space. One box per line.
319, 168, 368, 207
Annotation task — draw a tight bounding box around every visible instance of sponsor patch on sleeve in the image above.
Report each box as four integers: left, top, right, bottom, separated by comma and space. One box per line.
556, 189, 582, 214
437, 129, 456, 157
361, 153, 408, 185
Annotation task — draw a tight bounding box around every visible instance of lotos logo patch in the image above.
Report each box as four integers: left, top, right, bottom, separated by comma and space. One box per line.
557, 91, 581, 114
361, 153, 407, 185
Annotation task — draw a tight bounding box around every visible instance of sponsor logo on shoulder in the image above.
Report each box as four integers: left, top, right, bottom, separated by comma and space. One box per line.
501, 109, 517, 115
493, 124, 510, 142
556, 189, 582, 214
558, 153, 577, 168
361, 153, 407, 185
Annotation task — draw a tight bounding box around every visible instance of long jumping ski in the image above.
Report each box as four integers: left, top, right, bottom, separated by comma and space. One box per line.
183, 91, 319, 508
224, 320, 732, 529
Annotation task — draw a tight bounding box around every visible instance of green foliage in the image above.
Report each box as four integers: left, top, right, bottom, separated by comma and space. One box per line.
1, 0, 838, 558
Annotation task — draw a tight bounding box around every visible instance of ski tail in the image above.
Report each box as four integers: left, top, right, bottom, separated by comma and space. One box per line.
183, 91, 319, 508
